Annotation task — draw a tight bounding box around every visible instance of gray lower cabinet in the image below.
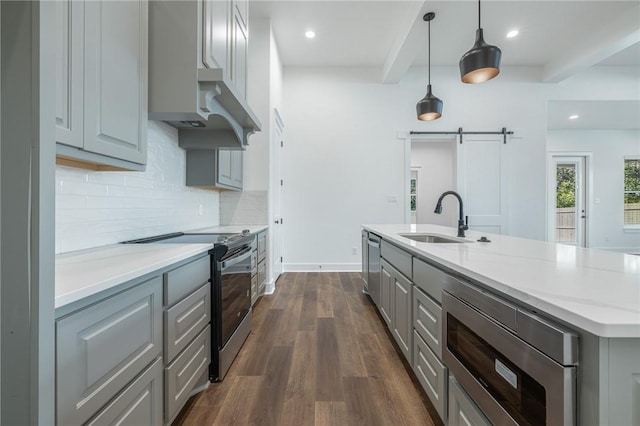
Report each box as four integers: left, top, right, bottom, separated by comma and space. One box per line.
164, 283, 211, 362
56, 276, 163, 426
413, 331, 447, 421
412, 257, 449, 422
380, 257, 413, 362
163, 256, 212, 424
413, 285, 442, 359
448, 376, 492, 426
257, 260, 266, 294
55, 0, 148, 171
86, 357, 163, 426
257, 230, 267, 295
165, 325, 211, 423
392, 269, 413, 363
380, 260, 393, 327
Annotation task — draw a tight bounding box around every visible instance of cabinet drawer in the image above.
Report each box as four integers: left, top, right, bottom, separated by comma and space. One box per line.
413, 257, 455, 304
251, 274, 258, 306
413, 331, 447, 422
86, 357, 163, 426
165, 325, 211, 423
413, 286, 442, 358
56, 277, 162, 426
381, 240, 412, 279
251, 249, 258, 275
257, 259, 266, 291
164, 283, 211, 362
164, 256, 210, 306
257, 231, 267, 262
448, 376, 492, 426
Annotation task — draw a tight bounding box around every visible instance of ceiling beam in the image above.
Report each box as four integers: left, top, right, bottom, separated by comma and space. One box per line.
381, 1, 428, 84
542, 3, 640, 83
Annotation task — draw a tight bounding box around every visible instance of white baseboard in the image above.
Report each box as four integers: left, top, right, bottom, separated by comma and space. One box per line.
284, 263, 362, 272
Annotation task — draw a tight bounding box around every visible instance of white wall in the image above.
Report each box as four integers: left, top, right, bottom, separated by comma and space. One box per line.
282, 65, 639, 269
547, 130, 640, 251
55, 121, 220, 253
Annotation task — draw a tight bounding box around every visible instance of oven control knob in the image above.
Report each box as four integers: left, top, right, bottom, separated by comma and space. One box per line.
242, 229, 250, 236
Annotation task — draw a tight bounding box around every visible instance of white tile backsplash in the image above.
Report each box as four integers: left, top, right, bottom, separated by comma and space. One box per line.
220, 190, 268, 225
56, 121, 220, 253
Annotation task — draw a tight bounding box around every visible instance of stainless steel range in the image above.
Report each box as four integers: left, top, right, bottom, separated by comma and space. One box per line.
124, 230, 255, 381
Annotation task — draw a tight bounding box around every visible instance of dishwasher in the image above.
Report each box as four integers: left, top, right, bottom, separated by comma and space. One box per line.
366, 233, 381, 306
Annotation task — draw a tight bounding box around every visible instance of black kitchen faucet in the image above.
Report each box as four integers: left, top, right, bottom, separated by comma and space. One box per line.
434, 191, 469, 237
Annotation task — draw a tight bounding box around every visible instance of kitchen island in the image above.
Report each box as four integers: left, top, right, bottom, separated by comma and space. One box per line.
362, 224, 640, 426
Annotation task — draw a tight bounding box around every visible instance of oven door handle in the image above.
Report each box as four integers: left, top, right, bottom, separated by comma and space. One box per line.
221, 247, 253, 269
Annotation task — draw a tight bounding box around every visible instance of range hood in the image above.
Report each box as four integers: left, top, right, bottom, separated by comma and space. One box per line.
150, 71, 261, 151
148, 1, 261, 150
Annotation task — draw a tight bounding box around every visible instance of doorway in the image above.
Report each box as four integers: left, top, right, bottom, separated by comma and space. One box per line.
548, 154, 590, 247
409, 138, 457, 226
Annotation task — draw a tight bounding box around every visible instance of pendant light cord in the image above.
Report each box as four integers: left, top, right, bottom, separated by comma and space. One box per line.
478, 0, 481, 29
428, 18, 431, 85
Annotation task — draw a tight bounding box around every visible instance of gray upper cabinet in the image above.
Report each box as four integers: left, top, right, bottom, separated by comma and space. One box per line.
55, 0, 148, 171
231, 0, 248, 100
55, 0, 83, 149
218, 149, 243, 189
185, 149, 243, 191
202, 0, 230, 72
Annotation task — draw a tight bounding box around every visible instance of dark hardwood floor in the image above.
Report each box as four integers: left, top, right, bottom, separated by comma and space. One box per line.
174, 272, 440, 426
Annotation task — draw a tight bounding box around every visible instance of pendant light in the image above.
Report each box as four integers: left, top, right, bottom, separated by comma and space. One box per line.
459, 0, 501, 84
416, 12, 443, 121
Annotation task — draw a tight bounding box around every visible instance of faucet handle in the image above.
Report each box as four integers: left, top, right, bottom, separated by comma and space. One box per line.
464, 215, 469, 230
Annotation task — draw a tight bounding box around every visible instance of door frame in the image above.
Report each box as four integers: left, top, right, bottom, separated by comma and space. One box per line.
268, 108, 284, 291
546, 152, 593, 247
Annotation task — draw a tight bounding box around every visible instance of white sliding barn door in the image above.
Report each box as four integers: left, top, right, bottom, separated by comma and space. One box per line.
457, 135, 508, 234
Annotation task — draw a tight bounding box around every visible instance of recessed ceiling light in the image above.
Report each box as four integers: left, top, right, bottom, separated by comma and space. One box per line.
569, 115, 579, 120
506, 29, 519, 38
305, 30, 316, 39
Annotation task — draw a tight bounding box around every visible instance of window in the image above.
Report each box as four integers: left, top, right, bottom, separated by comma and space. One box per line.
624, 158, 640, 226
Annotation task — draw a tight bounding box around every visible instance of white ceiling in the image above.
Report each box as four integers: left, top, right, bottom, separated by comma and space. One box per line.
250, 0, 640, 129
250, 1, 640, 72
548, 100, 640, 130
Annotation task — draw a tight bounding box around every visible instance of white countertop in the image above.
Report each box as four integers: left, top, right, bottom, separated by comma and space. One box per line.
55, 243, 212, 309
185, 224, 268, 234
363, 224, 640, 338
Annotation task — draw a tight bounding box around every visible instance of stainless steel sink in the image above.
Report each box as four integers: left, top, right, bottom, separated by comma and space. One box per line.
398, 233, 468, 243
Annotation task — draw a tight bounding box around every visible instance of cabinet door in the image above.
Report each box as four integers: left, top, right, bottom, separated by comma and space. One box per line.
230, 7, 247, 99
203, 0, 230, 71
257, 231, 267, 262
83, 0, 147, 164
56, 276, 162, 426
217, 149, 243, 190
55, 0, 84, 148
86, 357, 163, 426
231, 149, 244, 188
257, 260, 266, 293
380, 261, 393, 327
217, 149, 233, 186
392, 271, 412, 362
